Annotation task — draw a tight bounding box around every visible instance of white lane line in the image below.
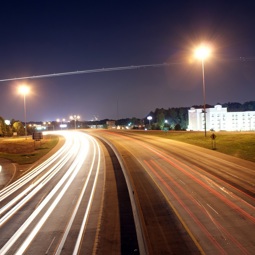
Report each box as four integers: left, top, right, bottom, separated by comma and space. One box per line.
207, 203, 219, 215
45, 236, 56, 255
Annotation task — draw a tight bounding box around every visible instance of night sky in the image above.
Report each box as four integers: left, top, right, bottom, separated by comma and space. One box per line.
1, 1, 255, 122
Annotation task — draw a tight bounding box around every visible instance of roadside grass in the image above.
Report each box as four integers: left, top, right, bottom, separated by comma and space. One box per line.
0, 135, 59, 164
131, 131, 255, 162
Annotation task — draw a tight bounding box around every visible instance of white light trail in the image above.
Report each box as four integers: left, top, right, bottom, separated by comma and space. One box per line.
0, 131, 72, 200
0, 132, 74, 218
0, 132, 90, 254
0, 63, 174, 82
54, 134, 101, 254
0, 147, 74, 224
0, 57, 253, 83
72, 135, 101, 254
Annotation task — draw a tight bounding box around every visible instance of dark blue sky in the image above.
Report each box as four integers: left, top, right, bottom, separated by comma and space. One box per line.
1, 1, 255, 122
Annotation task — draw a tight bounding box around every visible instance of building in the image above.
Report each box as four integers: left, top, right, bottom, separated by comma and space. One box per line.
106, 120, 116, 129
188, 105, 255, 131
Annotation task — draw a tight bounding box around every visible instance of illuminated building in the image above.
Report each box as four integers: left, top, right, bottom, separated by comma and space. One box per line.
188, 105, 255, 131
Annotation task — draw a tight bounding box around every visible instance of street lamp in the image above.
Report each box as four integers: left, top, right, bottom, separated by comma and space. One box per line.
70, 115, 80, 129
147, 116, 152, 129
18, 85, 30, 139
194, 44, 211, 137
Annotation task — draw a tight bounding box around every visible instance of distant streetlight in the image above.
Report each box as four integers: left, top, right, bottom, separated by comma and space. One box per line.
70, 115, 80, 129
194, 44, 211, 137
147, 116, 152, 129
18, 85, 30, 139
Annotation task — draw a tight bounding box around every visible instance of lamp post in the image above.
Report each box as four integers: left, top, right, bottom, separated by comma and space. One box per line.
19, 85, 30, 139
194, 44, 211, 137
70, 115, 80, 129
147, 116, 152, 129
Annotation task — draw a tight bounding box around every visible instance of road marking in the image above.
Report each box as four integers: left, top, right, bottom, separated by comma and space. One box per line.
179, 179, 186, 185
45, 236, 56, 254
143, 160, 206, 255
207, 203, 219, 215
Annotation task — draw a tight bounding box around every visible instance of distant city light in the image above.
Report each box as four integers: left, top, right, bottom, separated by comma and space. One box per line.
70, 115, 80, 129
60, 124, 67, 128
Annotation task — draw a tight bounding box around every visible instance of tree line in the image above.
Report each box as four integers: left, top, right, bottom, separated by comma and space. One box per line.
1, 101, 254, 135
0, 118, 28, 137
145, 101, 255, 131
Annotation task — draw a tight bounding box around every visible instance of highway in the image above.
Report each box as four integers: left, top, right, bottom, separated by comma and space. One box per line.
0, 131, 106, 255
1, 129, 255, 254
92, 129, 255, 255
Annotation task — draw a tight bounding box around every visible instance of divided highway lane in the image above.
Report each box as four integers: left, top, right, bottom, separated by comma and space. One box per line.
0, 131, 104, 255
93, 130, 255, 255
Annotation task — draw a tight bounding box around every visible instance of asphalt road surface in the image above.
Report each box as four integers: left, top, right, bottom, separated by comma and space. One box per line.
1, 129, 255, 254
1, 131, 102, 254
91, 129, 255, 255
1, 131, 140, 255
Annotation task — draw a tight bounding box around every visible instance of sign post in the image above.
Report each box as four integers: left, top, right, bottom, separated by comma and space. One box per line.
210, 133, 216, 150
32, 132, 43, 149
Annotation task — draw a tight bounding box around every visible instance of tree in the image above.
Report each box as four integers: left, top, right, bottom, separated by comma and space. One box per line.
174, 123, 181, 130
157, 112, 165, 130
178, 107, 188, 129
222, 102, 242, 111
0, 116, 6, 136
13, 121, 25, 136
243, 101, 255, 111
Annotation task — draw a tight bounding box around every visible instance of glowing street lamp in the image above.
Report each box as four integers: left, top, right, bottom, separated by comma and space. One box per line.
18, 85, 30, 139
70, 115, 80, 129
194, 44, 211, 137
147, 116, 152, 129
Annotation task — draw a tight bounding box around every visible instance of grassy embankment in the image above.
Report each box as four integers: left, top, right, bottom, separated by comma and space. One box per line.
0, 131, 254, 164
130, 130, 255, 163
0, 135, 59, 164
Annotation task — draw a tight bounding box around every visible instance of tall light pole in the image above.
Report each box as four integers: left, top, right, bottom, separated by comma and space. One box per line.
194, 44, 211, 137
19, 85, 30, 139
147, 116, 152, 129
70, 115, 80, 129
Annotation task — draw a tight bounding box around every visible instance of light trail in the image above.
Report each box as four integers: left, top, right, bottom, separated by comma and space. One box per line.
0, 63, 174, 82
140, 143, 255, 254
0, 146, 74, 225
0, 131, 98, 254
0, 57, 253, 83
72, 135, 101, 254
0, 132, 85, 254
145, 145, 255, 223
146, 159, 250, 255
0, 132, 73, 217
0, 131, 72, 200
54, 134, 101, 254
102, 131, 255, 254
14, 133, 89, 254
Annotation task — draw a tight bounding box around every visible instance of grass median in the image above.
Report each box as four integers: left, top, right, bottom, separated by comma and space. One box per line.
0, 135, 59, 164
